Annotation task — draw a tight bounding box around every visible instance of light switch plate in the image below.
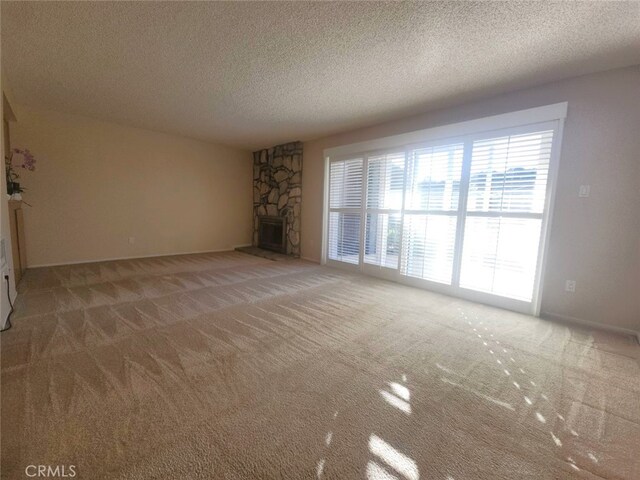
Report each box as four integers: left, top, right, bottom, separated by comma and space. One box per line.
578, 185, 590, 197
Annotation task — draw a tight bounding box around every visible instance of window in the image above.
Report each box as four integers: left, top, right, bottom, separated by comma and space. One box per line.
324, 104, 565, 314
459, 130, 554, 301
327, 158, 363, 264
401, 143, 463, 284
364, 152, 404, 268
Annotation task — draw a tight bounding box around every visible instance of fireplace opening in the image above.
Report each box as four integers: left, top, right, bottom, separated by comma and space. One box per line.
258, 216, 286, 254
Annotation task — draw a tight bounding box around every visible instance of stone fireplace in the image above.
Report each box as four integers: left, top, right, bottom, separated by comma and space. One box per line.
252, 141, 302, 257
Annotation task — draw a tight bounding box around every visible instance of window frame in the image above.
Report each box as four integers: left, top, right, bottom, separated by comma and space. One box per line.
322, 103, 567, 316
362, 149, 407, 275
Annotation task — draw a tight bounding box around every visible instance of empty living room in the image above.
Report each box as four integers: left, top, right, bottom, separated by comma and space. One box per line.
1, 1, 639, 479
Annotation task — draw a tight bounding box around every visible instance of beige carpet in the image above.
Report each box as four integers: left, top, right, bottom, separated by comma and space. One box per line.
1, 251, 639, 479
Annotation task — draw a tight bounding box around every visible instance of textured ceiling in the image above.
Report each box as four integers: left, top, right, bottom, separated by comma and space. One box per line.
2, 1, 640, 150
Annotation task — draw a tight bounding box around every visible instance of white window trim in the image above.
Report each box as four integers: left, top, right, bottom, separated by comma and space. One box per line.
322, 103, 567, 316
324, 103, 567, 159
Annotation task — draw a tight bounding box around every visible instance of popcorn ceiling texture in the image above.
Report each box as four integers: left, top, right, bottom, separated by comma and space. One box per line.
1, 1, 639, 149
252, 142, 302, 257
1, 252, 639, 478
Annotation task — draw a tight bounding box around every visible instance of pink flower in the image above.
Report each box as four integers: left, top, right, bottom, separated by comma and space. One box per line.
9, 147, 36, 171
21, 149, 36, 171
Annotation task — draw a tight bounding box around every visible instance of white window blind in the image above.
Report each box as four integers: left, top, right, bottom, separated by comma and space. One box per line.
328, 158, 363, 264
366, 152, 405, 210
459, 130, 554, 301
328, 212, 361, 264
466, 131, 553, 214
329, 158, 363, 209
400, 143, 463, 284
364, 152, 405, 268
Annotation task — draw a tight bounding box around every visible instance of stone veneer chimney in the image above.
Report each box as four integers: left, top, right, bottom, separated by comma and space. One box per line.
252, 141, 302, 257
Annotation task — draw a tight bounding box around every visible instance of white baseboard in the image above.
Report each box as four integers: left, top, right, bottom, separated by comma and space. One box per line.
28, 246, 251, 269
542, 311, 640, 345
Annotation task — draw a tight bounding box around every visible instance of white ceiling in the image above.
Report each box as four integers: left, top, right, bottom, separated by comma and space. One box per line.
2, 1, 639, 150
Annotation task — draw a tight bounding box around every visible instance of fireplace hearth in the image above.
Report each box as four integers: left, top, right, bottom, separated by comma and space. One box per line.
258, 216, 286, 253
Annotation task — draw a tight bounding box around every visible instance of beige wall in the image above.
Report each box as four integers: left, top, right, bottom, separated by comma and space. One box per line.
10, 107, 252, 266
302, 65, 640, 333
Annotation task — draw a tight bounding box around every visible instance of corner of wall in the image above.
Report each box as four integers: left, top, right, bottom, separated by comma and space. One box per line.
1, 82, 19, 328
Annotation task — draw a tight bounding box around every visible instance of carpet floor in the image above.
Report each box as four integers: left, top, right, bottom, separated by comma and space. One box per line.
1, 251, 639, 479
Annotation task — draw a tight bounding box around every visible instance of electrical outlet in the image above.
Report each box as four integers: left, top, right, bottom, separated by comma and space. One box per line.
578, 185, 590, 197
128, 237, 136, 245
565, 280, 576, 293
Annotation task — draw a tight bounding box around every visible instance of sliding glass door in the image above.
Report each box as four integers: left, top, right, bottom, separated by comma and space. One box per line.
325, 116, 561, 314
459, 127, 554, 302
